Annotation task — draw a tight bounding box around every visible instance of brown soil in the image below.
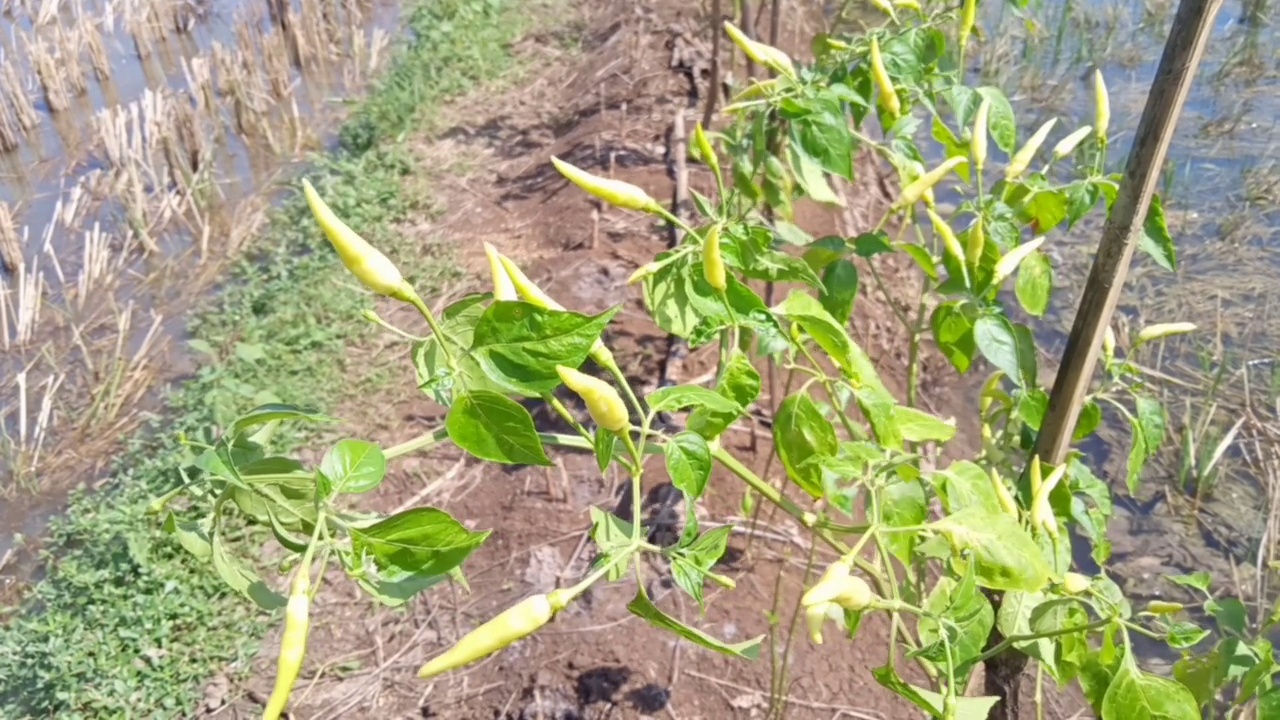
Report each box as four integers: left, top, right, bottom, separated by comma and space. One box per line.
208, 2, 1088, 719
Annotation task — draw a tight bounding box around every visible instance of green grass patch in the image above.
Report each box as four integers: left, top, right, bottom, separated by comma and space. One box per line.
0, 1, 537, 716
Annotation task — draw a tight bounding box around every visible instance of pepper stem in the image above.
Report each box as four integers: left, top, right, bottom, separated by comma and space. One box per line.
406, 289, 458, 372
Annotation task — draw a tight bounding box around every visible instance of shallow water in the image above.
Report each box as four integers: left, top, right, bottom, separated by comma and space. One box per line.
0, 0, 396, 557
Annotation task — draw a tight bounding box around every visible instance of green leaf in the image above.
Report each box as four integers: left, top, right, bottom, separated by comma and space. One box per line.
1167, 571, 1211, 593
351, 507, 489, 578
1101, 662, 1200, 720
977, 86, 1017, 153
647, 385, 742, 415
788, 143, 841, 205
211, 531, 286, 610
163, 513, 213, 562
789, 100, 854, 180
1135, 396, 1166, 457
1206, 597, 1248, 638
891, 405, 956, 443
773, 392, 838, 498
931, 301, 978, 374
230, 403, 330, 437
916, 568, 994, 676
900, 242, 938, 281
1024, 190, 1068, 233
670, 526, 733, 607
593, 428, 616, 473
469, 301, 618, 397
1172, 652, 1218, 709
975, 314, 1025, 387
589, 506, 634, 572
932, 460, 1001, 515
1015, 250, 1053, 317
665, 432, 713, 501
688, 350, 760, 440
627, 585, 763, 658
319, 439, 386, 494
931, 508, 1051, 591
446, 390, 551, 466
1139, 194, 1177, 272
853, 231, 893, 257
1165, 621, 1210, 649
819, 259, 859, 324
872, 665, 999, 719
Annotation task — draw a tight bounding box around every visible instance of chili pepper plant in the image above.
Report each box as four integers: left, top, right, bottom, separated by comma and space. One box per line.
158, 5, 1280, 720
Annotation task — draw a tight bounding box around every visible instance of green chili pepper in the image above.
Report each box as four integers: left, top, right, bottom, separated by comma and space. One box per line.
1135, 322, 1196, 346
263, 566, 311, 720
1004, 118, 1057, 181
1145, 600, 1185, 615
702, 223, 727, 291
551, 156, 660, 213
692, 122, 721, 188
990, 468, 1019, 519
556, 365, 629, 433
302, 179, 414, 302
418, 591, 570, 679
927, 208, 969, 288
1062, 572, 1091, 595
870, 37, 901, 120
959, 0, 976, 49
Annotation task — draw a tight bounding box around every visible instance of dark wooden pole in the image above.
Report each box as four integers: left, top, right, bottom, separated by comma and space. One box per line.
985, 1, 1224, 718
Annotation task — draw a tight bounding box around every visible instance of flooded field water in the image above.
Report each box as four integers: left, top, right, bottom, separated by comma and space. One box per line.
0, 0, 396, 562
977, 0, 1279, 657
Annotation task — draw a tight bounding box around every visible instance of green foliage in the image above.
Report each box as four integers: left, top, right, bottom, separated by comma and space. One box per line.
0, 0, 537, 716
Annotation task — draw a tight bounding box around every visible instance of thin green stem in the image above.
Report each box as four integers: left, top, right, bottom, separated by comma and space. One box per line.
603, 359, 647, 437
976, 617, 1114, 663
362, 309, 426, 342
620, 432, 645, 544
384, 426, 450, 460
407, 292, 457, 371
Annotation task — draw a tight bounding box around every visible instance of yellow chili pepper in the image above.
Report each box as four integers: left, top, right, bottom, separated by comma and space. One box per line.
1062, 572, 1091, 594
927, 208, 969, 288
302, 179, 413, 302
868, 0, 898, 19
959, 0, 977, 50
870, 37, 901, 121
263, 565, 311, 720
497, 252, 616, 368
972, 97, 990, 173
894, 157, 968, 210
723, 22, 796, 78
1004, 118, 1058, 181
550, 157, 660, 213
1135, 322, 1196, 346
1029, 454, 1044, 497
1094, 69, 1110, 142
966, 215, 985, 268
1145, 600, 1185, 615
1052, 125, 1093, 159
483, 241, 517, 301
990, 468, 1019, 519
892, 0, 920, 13
702, 223, 727, 291
692, 121, 721, 187
556, 365, 629, 433
990, 236, 1045, 288
1102, 325, 1117, 361
418, 590, 571, 679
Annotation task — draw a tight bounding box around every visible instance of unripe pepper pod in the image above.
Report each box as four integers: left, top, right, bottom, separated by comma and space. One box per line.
868, 0, 898, 20
263, 565, 311, 720
550, 156, 660, 213
959, 0, 977, 49
302, 179, 413, 302
483, 242, 518, 301
894, 157, 968, 210
702, 223, 727, 291
556, 365, 629, 433
1030, 461, 1066, 539
801, 562, 874, 611
1102, 325, 1117, 360
806, 601, 833, 645
990, 236, 1045, 288
418, 593, 558, 679
1004, 118, 1058, 181
692, 122, 721, 184
990, 468, 1019, 519
971, 97, 990, 172
1144, 600, 1185, 615
869, 37, 901, 121
927, 208, 969, 288
1135, 322, 1196, 346
1094, 69, 1110, 142
966, 215, 985, 268
1062, 572, 1091, 594
723, 22, 796, 78
1052, 125, 1093, 159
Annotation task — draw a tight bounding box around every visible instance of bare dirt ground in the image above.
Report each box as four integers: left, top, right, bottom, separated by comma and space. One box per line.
211, 2, 1092, 718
